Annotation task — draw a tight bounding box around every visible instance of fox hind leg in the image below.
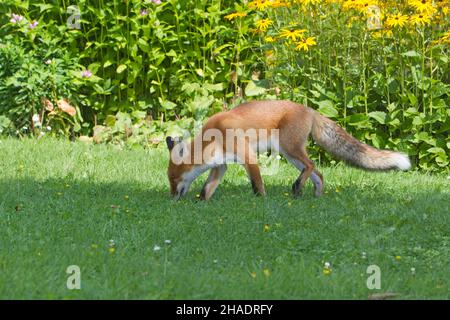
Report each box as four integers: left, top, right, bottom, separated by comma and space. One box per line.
284, 150, 323, 197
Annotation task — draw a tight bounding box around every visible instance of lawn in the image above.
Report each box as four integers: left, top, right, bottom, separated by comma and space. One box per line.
0, 138, 448, 299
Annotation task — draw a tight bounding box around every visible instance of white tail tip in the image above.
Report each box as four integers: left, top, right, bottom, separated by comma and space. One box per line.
395, 153, 411, 171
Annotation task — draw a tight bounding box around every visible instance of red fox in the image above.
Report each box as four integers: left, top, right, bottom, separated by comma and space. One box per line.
166, 100, 411, 200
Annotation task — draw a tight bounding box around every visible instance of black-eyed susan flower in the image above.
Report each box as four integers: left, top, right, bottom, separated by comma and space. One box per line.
224, 12, 247, 20
386, 13, 408, 28
295, 36, 317, 51
408, 0, 436, 14
255, 18, 274, 32
248, 0, 273, 10
410, 13, 432, 26
279, 28, 307, 41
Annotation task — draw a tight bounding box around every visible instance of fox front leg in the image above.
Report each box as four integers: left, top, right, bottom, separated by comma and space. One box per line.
199, 165, 227, 200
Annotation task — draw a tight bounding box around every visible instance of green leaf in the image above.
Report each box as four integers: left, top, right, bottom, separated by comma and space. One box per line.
116, 64, 127, 74
317, 100, 338, 118
245, 81, 266, 97
368, 111, 387, 124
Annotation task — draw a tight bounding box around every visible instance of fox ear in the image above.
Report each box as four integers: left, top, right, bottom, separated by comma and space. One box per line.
166, 136, 175, 151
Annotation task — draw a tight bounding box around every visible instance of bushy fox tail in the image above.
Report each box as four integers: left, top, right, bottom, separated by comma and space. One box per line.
311, 112, 411, 171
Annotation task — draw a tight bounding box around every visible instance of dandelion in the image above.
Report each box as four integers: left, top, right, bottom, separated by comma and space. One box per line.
224, 12, 247, 20
323, 262, 332, 275
279, 28, 307, 41
295, 36, 317, 51
81, 69, 92, 78
386, 13, 408, 28
395, 255, 402, 261
10, 14, 24, 24
255, 19, 273, 32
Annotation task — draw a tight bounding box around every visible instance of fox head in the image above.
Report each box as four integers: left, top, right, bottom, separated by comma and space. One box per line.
166, 136, 195, 200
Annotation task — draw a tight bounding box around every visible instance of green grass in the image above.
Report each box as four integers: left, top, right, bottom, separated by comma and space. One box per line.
0, 138, 448, 299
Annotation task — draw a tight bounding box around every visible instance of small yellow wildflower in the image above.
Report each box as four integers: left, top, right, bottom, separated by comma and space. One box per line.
124, 195, 129, 200
264, 224, 270, 232
323, 262, 332, 275
279, 28, 307, 41
395, 255, 402, 261
224, 12, 247, 20
295, 36, 317, 51
255, 18, 273, 32
263, 268, 271, 277
386, 13, 408, 28
108, 247, 116, 254
250, 272, 257, 279
264, 36, 275, 43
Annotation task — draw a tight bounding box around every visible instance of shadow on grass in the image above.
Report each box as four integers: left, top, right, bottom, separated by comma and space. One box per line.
0, 174, 447, 214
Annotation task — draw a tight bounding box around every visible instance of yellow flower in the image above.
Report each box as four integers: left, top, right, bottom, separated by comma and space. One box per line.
264, 36, 275, 42
409, 13, 432, 26
408, 0, 436, 14
270, 0, 291, 8
224, 12, 247, 20
323, 268, 332, 275
295, 36, 317, 51
263, 268, 271, 277
250, 272, 257, 279
255, 18, 273, 32
395, 255, 402, 261
264, 224, 270, 232
248, 0, 273, 10
279, 28, 307, 41
342, 0, 360, 10
435, 30, 450, 44
386, 13, 408, 28
109, 247, 116, 254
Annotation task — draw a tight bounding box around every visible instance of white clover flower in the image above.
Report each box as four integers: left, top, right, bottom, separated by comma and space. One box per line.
411, 267, 416, 275
164, 240, 171, 245
46, 126, 51, 131
153, 245, 161, 251
324, 262, 331, 268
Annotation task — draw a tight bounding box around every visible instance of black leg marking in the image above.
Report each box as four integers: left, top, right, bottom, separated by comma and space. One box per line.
292, 169, 305, 198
